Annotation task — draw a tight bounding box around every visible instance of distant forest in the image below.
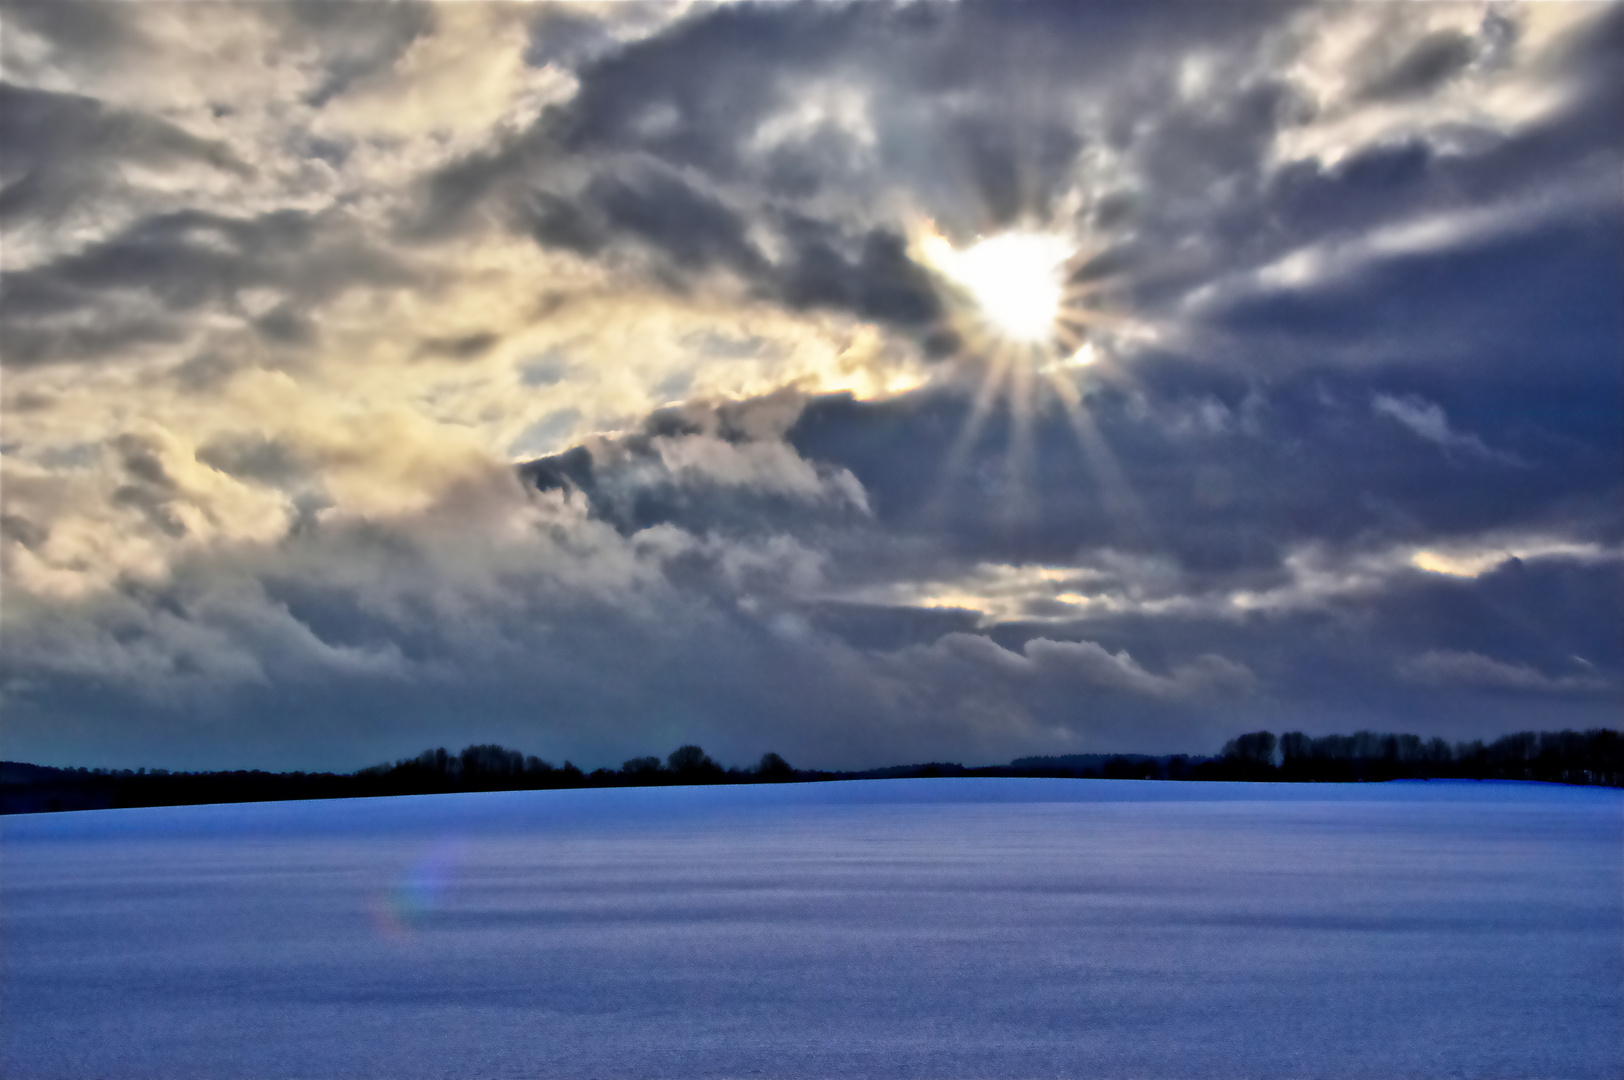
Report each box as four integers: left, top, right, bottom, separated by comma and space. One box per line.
3, 728, 1618, 815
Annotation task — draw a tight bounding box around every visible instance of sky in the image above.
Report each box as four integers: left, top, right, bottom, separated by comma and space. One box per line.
0, 1, 1619, 772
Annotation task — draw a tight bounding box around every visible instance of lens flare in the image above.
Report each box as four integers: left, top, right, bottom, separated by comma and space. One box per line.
374, 839, 463, 937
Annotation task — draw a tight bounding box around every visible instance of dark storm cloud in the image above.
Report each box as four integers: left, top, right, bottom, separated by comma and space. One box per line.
432, 148, 943, 324
408, 0, 1299, 327
0, 83, 251, 224
980, 553, 1624, 742
786, 355, 1619, 580
580, 165, 769, 274
1201, 207, 1622, 384
397, 0, 1624, 381
543, 0, 1290, 172
1160, 14, 1623, 336
494, 3, 1624, 723
523, 389, 870, 540
550, 1, 871, 175
504, 350, 1620, 746
772, 219, 942, 327
2, 207, 412, 365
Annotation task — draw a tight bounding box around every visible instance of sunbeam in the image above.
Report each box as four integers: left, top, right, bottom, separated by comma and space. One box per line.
1045, 369, 1155, 546
930, 340, 1017, 514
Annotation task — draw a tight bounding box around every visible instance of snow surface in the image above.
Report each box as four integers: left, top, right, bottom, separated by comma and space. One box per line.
3, 778, 1619, 1079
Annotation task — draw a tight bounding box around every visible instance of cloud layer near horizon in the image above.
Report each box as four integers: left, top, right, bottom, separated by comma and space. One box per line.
2, 1, 1619, 771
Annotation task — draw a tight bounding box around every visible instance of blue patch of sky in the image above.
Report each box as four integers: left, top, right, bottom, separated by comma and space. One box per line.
506, 408, 583, 459
518, 349, 572, 387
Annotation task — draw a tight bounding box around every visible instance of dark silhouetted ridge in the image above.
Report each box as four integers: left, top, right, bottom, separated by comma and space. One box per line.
4, 728, 1618, 814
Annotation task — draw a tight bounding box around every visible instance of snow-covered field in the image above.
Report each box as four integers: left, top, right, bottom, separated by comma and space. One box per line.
2, 779, 1619, 1079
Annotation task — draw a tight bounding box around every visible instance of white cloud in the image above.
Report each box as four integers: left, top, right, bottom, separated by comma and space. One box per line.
1372, 393, 1520, 464
1399, 650, 1609, 695
836, 530, 1624, 630
1408, 536, 1621, 579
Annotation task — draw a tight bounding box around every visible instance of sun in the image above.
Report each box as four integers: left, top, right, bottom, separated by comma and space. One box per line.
908, 220, 1147, 537
921, 230, 1072, 342
912, 221, 1123, 369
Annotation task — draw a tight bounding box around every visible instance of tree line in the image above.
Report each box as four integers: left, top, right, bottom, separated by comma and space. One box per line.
0, 744, 796, 814
2, 727, 1617, 815
352, 743, 796, 792
1206, 727, 1621, 785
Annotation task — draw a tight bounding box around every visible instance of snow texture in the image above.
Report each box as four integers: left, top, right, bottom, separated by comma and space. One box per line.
3, 779, 1620, 1078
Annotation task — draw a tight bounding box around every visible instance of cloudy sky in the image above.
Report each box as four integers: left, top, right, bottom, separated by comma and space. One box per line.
1, 1, 1619, 772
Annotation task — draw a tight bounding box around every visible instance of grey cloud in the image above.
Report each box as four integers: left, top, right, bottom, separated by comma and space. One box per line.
1187, 17, 1623, 345
523, 390, 870, 539
254, 304, 318, 347
515, 167, 941, 324
416, 332, 500, 361
1355, 30, 1479, 103
788, 360, 1618, 580
553, 2, 868, 175
408, 1, 1297, 327
107, 433, 188, 538
919, 552, 1624, 744
1201, 209, 1622, 388
2, 207, 412, 366
0, 0, 144, 62
1, 310, 192, 369
1021, 637, 1255, 700
112, 433, 175, 492
0, 513, 48, 550
523, 9, 622, 72
5, 385, 1619, 771
274, 1, 437, 109
196, 434, 307, 489
170, 350, 252, 394
107, 485, 187, 538
1400, 649, 1609, 695
399, 0, 1623, 363
773, 219, 941, 327
521, 188, 606, 256
526, 370, 1620, 732
583, 165, 767, 276
0, 82, 251, 224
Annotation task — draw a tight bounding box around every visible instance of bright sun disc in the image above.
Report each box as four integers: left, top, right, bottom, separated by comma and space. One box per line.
928, 231, 1072, 342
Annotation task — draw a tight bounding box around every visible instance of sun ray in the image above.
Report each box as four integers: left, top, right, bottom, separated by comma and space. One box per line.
1045, 369, 1155, 546
1060, 240, 1109, 272
1060, 275, 1116, 304
1053, 324, 1090, 355
909, 220, 1156, 544
1055, 306, 1136, 333
1002, 342, 1040, 524
927, 340, 1016, 515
